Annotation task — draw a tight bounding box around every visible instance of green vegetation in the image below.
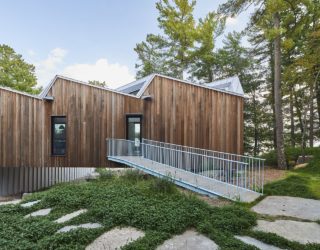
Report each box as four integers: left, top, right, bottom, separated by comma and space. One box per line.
262, 147, 320, 167
1, 170, 320, 249
0, 171, 258, 250
0, 44, 41, 94
264, 154, 320, 199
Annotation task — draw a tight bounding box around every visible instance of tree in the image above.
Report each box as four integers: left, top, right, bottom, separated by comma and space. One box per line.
135, 0, 198, 79
189, 12, 224, 82
88, 80, 108, 88
135, 34, 172, 78
219, 0, 291, 169
0, 44, 40, 94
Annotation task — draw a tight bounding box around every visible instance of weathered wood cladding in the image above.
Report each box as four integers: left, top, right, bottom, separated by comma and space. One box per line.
0, 89, 45, 168
45, 78, 142, 168
142, 76, 244, 154
0, 75, 243, 169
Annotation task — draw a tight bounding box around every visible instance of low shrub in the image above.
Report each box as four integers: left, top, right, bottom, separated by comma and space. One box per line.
262, 147, 320, 167
149, 176, 177, 194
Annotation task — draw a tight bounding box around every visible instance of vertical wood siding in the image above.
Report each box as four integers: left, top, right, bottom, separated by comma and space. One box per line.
0, 75, 243, 170
142, 76, 244, 154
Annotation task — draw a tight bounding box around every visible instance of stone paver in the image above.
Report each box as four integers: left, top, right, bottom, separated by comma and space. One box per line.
254, 220, 320, 244
54, 209, 88, 224
24, 208, 52, 218
86, 227, 145, 250
58, 223, 102, 233
235, 235, 283, 250
156, 230, 218, 250
21, 200, 41, 208
0, 199, 21, 206
252, 196, 320, 221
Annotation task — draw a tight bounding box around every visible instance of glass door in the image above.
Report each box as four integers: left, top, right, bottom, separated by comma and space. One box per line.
126, 115, 142, 155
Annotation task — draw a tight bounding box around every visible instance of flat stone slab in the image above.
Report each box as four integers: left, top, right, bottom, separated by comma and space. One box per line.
58, 223, 102, 233
235, 235, 283, 250
156, 230, 218, 250
54, 209, 88, 224
21, 200, 41, 208
0, 199, 21, 206
252, 196, 320, 221
254, 220, 320, 244
86, 227, 145, 250
25, 208, 52, 218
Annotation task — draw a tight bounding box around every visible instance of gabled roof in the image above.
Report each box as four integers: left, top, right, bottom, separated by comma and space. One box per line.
204, 76, 244, 96
0, 74, 244, 101
0, 86, 42, 100
39, 75, 140, 99
116, 73, 245, 98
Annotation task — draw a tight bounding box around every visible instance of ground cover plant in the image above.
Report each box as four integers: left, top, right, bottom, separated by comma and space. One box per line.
0, 170, 258, 250
1, 169, 319, 250
264, 153, 320, 200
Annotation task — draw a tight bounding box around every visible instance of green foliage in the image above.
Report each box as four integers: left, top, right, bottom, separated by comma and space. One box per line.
0, 44, 41, 94
264, 153, 320, 199
148, 176, 177, 194
95, 168, 115, 180
262, 147, 320, 166
0, 175, 259, 249
88, 80, 108, 88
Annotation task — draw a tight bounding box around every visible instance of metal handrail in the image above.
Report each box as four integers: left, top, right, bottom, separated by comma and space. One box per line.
107, 138, 264, 194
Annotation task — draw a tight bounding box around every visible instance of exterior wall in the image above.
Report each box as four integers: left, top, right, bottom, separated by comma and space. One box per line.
142, 76, 244, 154
0, 89, 45, 168
0, 75, 243, 170
44, 78, 143, 168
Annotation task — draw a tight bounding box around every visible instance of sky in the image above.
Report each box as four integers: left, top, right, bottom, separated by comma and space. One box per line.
0, 0, 253, 89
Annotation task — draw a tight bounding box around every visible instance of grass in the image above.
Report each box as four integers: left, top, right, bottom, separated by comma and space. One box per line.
0, 170, 258, 250
1, 170, 320, 249
264, 154, 320, 199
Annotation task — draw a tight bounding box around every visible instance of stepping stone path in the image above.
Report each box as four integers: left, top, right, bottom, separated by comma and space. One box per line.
0, 199, 21, 206
21, 200, 41, 208
86, 227, 145, 250
156, 230, 218, 250
235, 235, 283, 250
58, 223, 102, 233
252, 196, 320, 221
254, 219, 320, 244
54, 209, 88, 224
25, 208, 52, 218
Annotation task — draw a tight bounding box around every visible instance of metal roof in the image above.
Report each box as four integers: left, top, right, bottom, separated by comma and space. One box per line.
204, 76, 244, 96
116, 74, 245, 98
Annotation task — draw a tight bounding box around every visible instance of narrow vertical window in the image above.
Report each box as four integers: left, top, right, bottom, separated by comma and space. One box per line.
51, 116, 66, 156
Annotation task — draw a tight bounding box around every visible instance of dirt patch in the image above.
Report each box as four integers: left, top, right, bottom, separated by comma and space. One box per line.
263, 168, 286, 184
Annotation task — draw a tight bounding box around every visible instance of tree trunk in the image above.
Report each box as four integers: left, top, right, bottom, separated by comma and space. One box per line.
316, 78, 320, 128
273, 12, 286, 169
253, 90, 258, 156
269, 43, 277, 149
309, 82, 314, 147
289, 90, 295, 147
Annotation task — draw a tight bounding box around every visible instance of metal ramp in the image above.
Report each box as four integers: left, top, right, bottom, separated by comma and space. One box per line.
107, 139, 265, 202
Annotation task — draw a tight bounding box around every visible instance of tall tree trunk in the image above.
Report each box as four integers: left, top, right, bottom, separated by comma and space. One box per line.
316, 79, 320, 128
273, 12, 286, 169
289, 90, 295, 147
309, 82, 314, 147
269, 43, 277, 149
253, 90, 258, 156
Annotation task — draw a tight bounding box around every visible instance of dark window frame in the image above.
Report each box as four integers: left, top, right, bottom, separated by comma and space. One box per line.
51, 116, 67, 156
126, 114, 143, 142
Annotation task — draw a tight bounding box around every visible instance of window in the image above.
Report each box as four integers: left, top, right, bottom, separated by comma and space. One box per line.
51, 116, 66, 156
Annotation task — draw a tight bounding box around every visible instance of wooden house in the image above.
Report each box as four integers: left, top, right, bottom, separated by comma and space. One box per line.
0, 74, 244, 196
